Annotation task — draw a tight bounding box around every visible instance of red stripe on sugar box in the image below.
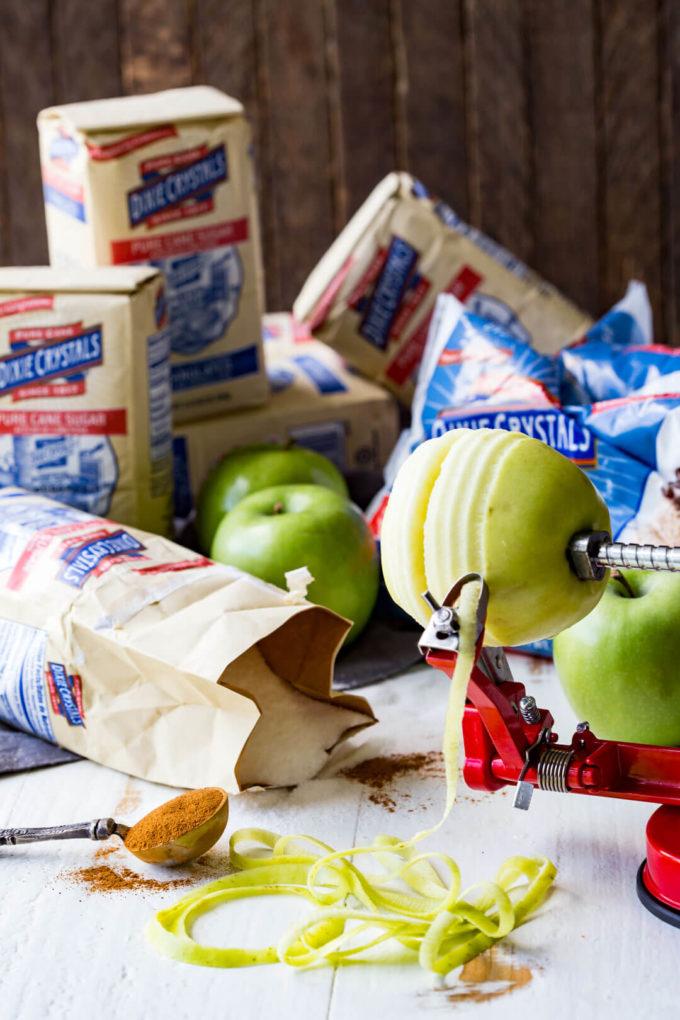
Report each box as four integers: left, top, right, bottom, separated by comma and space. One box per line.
87, 126, 178, 161
0, 408, 127, 435
12, 380, 86, 402
110, 218, 249, 263
139, 145, 208, 176
0, 296, 54, 318
346, 248, 388, 310
146, 196, 214, 230
10, 321, 84, 346
308, 256, 355, 331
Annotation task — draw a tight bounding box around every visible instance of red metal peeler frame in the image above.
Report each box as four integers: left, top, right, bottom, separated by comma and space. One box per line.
419, 574, 680, 928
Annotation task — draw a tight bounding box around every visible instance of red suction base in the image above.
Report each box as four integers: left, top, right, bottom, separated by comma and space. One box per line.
637, 805, 680, 927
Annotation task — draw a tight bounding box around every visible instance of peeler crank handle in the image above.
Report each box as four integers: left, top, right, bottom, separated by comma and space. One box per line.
0, 818, 123, 846
569, 531, 680, 581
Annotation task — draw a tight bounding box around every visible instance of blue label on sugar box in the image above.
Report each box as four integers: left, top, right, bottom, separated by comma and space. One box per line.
128, 146, 228, 227
43, 183, 86, 223
0, 327, 102, 396
171, 344, 259, 392
360, 236, 418, 350
155, 248, 244, 357
172, 436, 191, 519
0, 435, 119, 518
0, 617, 54, 742
292, 355, 347, 394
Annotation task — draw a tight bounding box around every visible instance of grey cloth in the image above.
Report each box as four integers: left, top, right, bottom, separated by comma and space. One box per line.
333, 618, 422, 689
0, 721, 81, 775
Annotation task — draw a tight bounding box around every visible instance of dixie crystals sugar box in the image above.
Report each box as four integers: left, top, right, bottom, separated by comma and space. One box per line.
38, 86, 267, 423
0, 266, 173, 535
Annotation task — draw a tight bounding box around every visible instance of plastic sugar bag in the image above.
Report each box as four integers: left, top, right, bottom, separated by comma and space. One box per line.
389, 284, 678, 655
411, 294, 560, 447
558, 281, 652, 404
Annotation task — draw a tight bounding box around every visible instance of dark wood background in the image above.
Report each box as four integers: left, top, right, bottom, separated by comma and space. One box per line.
1, 0, 679, 342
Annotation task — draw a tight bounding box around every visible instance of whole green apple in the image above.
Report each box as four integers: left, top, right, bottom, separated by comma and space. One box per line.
195, 443, 349, 554
553, 569, 680, 746
210, 484, 379, 643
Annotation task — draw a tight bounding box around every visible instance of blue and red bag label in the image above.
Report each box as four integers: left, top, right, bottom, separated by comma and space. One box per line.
43, 129, 86, 222
127, 145, 228, 228
0, 618, 54, 741
58, 529, 145, 588
431, 405, 597, 466
360, 236, 419, 350
0, 326, 102, 397
46, 662, 84, 727
171, 343, 259, 391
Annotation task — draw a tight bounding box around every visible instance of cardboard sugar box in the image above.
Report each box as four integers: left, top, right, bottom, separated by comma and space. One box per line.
294, 171, 592, 405
38, 86, 267, 423
0, 267, 173, 535
261, 310, 316, 357
173, 324, 400, 521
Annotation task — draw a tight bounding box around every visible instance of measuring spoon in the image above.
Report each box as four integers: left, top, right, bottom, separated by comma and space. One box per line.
0, 787, 229, 867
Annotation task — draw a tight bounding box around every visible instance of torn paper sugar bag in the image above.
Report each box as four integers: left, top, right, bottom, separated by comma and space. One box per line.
0, 488, 374, 790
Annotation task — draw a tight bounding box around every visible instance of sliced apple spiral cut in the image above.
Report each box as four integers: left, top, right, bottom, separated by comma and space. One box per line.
380, 429, 468, 628
381, 427, 612, 647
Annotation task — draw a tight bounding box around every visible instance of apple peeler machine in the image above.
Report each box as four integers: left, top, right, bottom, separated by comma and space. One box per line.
419, 533, 680, 927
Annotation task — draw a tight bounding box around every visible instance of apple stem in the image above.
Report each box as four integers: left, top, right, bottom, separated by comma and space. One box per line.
273, 501, 284, 515
611, 568, 635, 597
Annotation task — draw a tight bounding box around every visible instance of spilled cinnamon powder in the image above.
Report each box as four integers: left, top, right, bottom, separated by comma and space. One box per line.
341, 751, 444, 810
63, 863, 194, 895
114, 784, 143, 816
418, 947, 535, 1005
447, 948, 534, 1003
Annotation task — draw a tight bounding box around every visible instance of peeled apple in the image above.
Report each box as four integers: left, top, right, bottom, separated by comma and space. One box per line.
381, 428, 612, 646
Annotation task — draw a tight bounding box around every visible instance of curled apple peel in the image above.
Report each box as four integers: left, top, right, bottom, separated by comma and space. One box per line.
147, 578, 556, 975
381, 428, 612, 646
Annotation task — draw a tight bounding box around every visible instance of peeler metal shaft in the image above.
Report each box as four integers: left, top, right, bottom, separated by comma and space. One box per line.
569, 532, 680, 581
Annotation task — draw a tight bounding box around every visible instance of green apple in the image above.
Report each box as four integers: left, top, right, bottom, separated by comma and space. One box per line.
553, 570, 680, 746
195, 443, 349, 554
210, 484, 379, 643
381, 428, 611, 646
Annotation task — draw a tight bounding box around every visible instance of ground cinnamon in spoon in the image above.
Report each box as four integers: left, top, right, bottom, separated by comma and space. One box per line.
124, 787, 225, 852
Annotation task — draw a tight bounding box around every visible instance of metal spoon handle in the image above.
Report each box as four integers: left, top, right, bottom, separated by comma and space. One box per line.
0, 817, 124, 846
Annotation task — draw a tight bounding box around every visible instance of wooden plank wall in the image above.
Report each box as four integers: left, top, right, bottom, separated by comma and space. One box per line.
0, 0, 678, 341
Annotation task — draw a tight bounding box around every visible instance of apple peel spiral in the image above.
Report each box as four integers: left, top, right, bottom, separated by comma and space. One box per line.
147, 579, 555, 976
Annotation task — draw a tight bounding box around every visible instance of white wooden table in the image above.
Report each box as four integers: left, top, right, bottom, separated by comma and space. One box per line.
1, 653, 678, 1019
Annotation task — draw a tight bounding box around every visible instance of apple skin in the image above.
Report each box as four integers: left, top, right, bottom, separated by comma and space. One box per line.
195, 444, 349, 554
210, 483, 379, 644
553, 569, 680, 746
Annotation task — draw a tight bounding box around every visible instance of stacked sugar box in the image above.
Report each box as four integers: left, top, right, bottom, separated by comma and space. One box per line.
38, 86, 267, 424
0, 267, 173, 535
173, 313, 400, 522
